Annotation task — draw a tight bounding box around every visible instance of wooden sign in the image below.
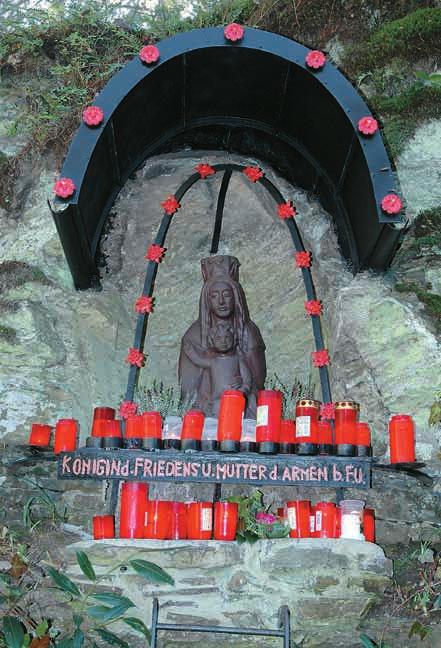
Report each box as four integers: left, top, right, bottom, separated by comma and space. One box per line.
57, 449, 371, 489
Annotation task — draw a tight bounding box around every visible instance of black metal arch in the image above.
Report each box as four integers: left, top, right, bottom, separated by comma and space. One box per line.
125, 164, 332, 407
49, 26, 406, 291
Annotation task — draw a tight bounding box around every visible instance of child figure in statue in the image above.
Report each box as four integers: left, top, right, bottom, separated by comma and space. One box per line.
183, 321, 252, 417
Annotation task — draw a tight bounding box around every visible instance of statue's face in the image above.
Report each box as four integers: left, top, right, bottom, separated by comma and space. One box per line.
211, 323, 234, 353
209, 281, 234, 318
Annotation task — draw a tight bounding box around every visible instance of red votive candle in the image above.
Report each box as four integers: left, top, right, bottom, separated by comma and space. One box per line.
315, 502, 338, 538
356, 422, 372, 457
93, 515, 115, 540
170, 502, 187, 540
141, 411, 163, 451
335, 401, 359, 456
214, 502, 238, 541
29, 424, 52, 447
93, 407, 115, 421
54, 419, 78, 454
363, 508, 376, 543
187, 502, 213, 540
389, 414, 416, 464
181, 410, 205, 452
295, 399, 320, 455
318, 420, 334, 455
101, 419, 123, 449
218, 390, 245, 452
123, 414, 144, 449
256, 390, 282, 454
144, 500, 172, 540
335, 507, 342, 538
287, 500, 311, 538
279, 420, 296, 454
120, 482, 148, 539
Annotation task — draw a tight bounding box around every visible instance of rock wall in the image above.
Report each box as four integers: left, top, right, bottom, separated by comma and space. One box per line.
63, 538, 392, 648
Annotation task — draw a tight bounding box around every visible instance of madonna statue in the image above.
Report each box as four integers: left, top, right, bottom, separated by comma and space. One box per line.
178, 255, 266, 418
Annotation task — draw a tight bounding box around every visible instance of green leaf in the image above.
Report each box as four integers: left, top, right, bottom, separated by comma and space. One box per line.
2, 616, 25, 648
35, 620, 49, 638
94, 628, 130, 648
87, 598, 134, 621
47, 566, 81, 598
129, 559, 174, 585
91, 593, 135, 607
433, 594, 441, 610
73, 614, 83, 628
76, 551, 96, 581
123, 617, 151, 643
360, 634, 377, 648
408, 621, 429, 640
72, 629, 84, 648
56, 639, 74, 648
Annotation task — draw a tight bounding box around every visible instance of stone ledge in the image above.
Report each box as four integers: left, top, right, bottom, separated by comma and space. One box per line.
65, 538, 391, 647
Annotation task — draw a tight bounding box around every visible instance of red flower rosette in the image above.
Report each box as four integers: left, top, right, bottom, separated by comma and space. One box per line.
224, 23, 244, 42
161, 195, 180, 215
305, 50, 326, 70
139, 45, 160, 64
312, 349, 330, 368
196, 163, 216, 179
119, 401, 138, 419
145, 244, 165, 263
381, 194, 403, 215
320, 402, 335, 420
53, 177, 76, 199
295, 251, 312, 268
277, 201, 296, 220
305, 300, 323, 316
82, 106, 104, 127
135, 296, 154, 314
357, 116, 378, 136
243, 166, 263, 183
126, 348, 146, 368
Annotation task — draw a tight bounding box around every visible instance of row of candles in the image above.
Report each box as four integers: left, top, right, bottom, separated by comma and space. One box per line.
29, 392, 416, 463
92, 482, 375, 543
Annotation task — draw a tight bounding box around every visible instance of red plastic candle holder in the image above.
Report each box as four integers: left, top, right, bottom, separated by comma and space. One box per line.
122, 414, 143, 449
181, 410, 205, 452
363, 508, 376, 543
389, 414, 416, 464
295, 399, 320, 455
279, 419, 295, 454
218, 390, 245, 452
93, 515, 115, 540
54, 419, 78, 454
356, 422, 372, 457
317, 420, 334, 455
214, 502, 238, 541
101, 419, 123, 449
256, 390, 283, 454
93, 407, 115, 421
187, 502, 213, 540
141, 411, 163, 451
287, 500, 311, 538
315, 502, 338, 538
119, 482, 148, 539
170, 502, 187, 539
144, 501, 172, 539
29, 423, 52, 447
335, 401, 359, 456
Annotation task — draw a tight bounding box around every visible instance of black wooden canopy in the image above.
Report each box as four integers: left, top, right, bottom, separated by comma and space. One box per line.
49, 27, 406, 290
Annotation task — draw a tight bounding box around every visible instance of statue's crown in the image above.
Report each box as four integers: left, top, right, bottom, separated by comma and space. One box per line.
201, 255, 240, 282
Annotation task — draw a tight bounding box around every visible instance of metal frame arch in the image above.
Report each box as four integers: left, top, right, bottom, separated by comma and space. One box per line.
125, 164, 332, 407
49, 26, 406, 290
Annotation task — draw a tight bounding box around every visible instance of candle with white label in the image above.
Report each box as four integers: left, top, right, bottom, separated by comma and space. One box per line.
256, 390, 282, 454
295, 400, 320, 455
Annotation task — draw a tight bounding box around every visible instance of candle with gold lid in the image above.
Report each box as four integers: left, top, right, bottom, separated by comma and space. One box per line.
295, 399, 320, 455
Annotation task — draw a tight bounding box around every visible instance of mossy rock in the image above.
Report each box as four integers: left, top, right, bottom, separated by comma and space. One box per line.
395, 281, 441, 329
0, 324, 17, 343
0, 260, 51, 293
413, 206, 441, 239
346, 8, 441, 73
